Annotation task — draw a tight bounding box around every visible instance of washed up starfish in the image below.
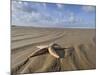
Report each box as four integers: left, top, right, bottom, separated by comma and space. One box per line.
28, 43, 73, 59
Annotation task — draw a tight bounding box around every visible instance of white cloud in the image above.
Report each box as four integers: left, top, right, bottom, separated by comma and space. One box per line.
56, 4, 63, 9
12, 1, 78, 27
23, 1, 28, 6
60, 12, 76, 24
42, 3, 47, 9
68, 12, 75, 23
82, 6, 95, 13
18, 1, 22, 4
12, 1, 95, 28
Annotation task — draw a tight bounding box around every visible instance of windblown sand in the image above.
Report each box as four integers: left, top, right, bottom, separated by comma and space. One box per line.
11, 26, 96, 75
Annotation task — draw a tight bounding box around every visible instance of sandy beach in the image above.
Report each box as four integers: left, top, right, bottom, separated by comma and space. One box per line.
11, 26, 96, 74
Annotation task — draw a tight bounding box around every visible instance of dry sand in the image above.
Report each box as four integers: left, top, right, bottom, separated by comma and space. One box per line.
11, 26, 96, 75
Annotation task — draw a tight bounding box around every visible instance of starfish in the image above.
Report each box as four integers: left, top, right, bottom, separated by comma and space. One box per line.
28, 43, 68, 59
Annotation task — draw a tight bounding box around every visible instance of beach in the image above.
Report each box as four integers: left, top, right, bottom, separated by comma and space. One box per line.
11, 26, 96, 74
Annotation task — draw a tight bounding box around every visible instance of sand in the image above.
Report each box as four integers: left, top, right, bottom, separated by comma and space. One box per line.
11, 26, 96, 75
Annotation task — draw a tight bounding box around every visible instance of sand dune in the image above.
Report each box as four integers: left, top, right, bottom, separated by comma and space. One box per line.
11, 26, 96, 75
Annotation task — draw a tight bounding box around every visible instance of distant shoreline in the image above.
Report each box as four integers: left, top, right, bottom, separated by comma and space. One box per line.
11, 25, 96, 29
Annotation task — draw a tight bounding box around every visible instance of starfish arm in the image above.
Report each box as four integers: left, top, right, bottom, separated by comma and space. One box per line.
48, 46, 60, 59
36, 45, 48, 49
29, 48, 48, 58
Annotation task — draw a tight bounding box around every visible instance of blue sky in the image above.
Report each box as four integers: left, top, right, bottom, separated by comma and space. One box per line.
12, 0, 96, 28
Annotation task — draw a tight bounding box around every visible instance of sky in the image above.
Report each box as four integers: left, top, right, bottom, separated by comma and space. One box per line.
11, 0, 96, 28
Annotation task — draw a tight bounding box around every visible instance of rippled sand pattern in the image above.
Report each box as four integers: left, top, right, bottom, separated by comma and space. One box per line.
11, 26, 96, 75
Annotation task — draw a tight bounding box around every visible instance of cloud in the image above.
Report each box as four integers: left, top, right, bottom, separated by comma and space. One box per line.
12, 1, 95, 28
42, 3, 47, 9
68, 12, 75, 23
12, 1, 39, 25
12, 1, 58, 26
82, 6, 95, 13
56, 4, 63, 9
12, 1, 76, 26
